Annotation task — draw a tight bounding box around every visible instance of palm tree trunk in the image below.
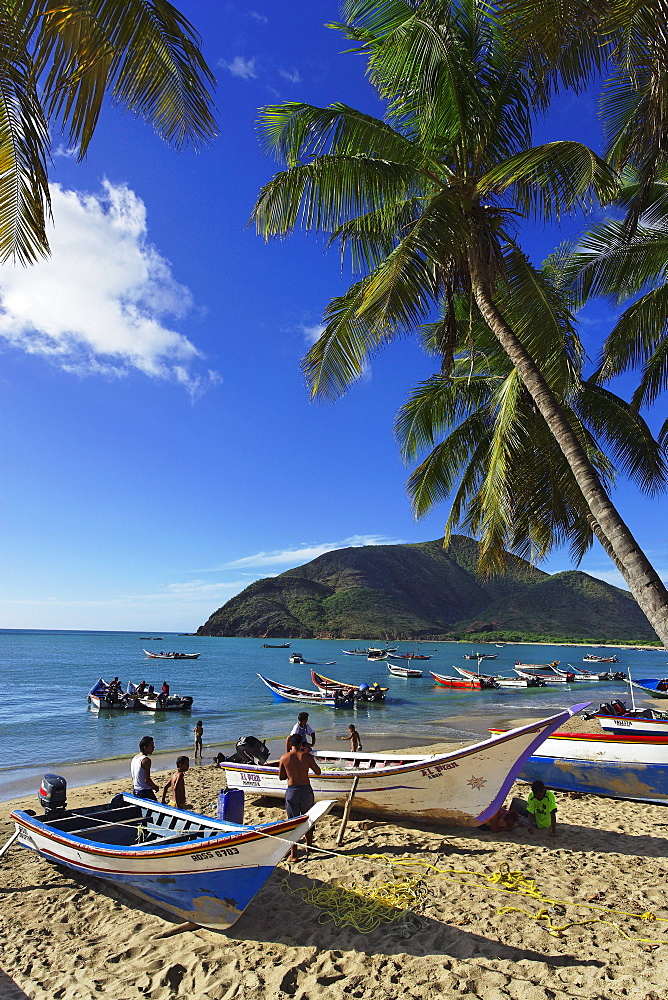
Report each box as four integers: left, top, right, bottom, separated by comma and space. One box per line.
468, 246, 668, 646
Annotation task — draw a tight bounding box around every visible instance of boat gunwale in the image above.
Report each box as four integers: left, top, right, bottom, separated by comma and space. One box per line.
489, 727, 668, 745
11, 796, 307, 860
222, 706, 588, 780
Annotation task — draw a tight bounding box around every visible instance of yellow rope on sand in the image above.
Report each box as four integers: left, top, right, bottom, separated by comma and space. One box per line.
283, 853, 667, 944
280, 870, 428, 936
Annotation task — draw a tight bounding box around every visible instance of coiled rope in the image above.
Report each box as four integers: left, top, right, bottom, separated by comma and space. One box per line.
281, 852, 668, 943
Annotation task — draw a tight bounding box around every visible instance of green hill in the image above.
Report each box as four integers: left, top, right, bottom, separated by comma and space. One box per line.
197, 536, 657, 643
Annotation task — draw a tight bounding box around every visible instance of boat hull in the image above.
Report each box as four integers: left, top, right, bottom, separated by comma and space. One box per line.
12, 796, 332, 930
631, 679, 668, 700
595, 714, 668, 735
222, 705, 589, 826
491, 730, 668, 804
517, 757, 668, 804
387, 664, 423, 677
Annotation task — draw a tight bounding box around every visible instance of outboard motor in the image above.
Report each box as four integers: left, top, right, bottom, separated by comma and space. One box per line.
225, 736, 270, 765
39, 774, 67, 815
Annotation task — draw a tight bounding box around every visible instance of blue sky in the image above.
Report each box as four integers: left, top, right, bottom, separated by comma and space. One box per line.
0, 1, 666, 631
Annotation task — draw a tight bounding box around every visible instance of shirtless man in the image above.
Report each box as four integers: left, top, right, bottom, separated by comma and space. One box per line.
278, 735, 322, 861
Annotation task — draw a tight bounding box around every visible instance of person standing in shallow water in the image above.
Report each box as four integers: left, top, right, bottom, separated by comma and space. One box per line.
278, 735, 321, 861
131, 736, 159, 801
286, 711, 315, 751
194, 720, 203, 757
342, 724, 362, 751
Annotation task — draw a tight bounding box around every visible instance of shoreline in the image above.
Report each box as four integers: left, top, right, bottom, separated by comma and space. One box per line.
0, 707, 587, 804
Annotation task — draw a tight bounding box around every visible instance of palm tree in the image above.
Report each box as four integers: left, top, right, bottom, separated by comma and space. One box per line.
557, 174, 668, 431
0, 0, 217, 264
252, 0, 668, 643
396, 268, 666, 575
498, 0, 668, 224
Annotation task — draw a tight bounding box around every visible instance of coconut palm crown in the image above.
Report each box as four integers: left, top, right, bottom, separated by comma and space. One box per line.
0, 0, 217, 264
252, 0, 668, 643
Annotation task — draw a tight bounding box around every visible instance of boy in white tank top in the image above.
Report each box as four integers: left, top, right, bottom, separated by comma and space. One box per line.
131, 736, 159, 800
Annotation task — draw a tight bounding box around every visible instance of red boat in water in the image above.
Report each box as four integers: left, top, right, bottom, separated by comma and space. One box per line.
430, 669, 496, 690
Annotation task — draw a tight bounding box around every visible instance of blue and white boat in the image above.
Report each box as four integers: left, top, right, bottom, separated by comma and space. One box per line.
11, 794, 333, 930
490, 727, 668, 804
630, 677, 668, 699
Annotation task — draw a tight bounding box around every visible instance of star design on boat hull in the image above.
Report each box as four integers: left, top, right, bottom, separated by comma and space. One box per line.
467, 776, 487, 790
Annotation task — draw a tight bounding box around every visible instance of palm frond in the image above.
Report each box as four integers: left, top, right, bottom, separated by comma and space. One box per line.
37, 0, 217, 154
478, 141, 619, 221
252, 155, 424, 239
0, 14, 51, 262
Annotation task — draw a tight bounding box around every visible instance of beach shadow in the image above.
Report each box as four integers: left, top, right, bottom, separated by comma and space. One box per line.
449, 822, 668, 859
347, 813, 668, 860
229, 869, 605, 967
0, 968, 32, 1000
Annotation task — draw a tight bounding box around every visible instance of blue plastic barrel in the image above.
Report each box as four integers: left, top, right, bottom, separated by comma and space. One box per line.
217, 788, 244, 824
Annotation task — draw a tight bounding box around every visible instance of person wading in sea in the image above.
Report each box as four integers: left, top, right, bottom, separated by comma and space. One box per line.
286, 711, 315, 752
278, 734, 321, 861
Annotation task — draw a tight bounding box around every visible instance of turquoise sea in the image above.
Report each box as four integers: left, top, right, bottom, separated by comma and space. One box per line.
1, 629, 666, 780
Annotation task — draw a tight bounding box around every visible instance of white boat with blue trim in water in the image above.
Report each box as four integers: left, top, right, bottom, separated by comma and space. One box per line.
11, 793, 333, 930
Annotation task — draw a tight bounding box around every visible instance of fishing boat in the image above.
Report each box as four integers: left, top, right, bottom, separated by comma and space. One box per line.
288, 654, 337, 666
262, 643, 291, 648
514, 662, 568, 685
454, 666, 541, 689
87, 679, 132, 710
143, 650, 201, 659
310, 670, 387, 701
629, 678, 668, 699
489, 727, 668, 805
126, 683, 194, 712
387, 652, 433, 660
552, 664, 603, 682
11, 791, 333, 929
367, 652, 388, 661
430, 669, 497, 690
583, 654, 620, 663
342, 648, 370, 656
221, 703, 588, 826
257, 674, 354, 708
387, 663, 423, 678
586, 699, 668, 736
463, 652, 498, 660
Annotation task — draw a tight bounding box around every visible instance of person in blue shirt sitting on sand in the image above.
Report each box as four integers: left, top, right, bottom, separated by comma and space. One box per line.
527, 780, 557, 837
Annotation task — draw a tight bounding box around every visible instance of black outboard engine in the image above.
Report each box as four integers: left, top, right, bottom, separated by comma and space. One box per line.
225, 736, 270, 765
39, 774, 67, 815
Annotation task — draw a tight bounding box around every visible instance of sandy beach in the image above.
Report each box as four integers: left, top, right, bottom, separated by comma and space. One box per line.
2, 728, 668, 1000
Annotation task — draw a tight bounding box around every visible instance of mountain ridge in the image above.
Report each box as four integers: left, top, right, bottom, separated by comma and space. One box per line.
197, 536, 656, 642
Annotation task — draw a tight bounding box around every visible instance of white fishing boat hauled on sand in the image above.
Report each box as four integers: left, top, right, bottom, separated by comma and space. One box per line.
10, 783, 333, 930
221, 703, 589, 826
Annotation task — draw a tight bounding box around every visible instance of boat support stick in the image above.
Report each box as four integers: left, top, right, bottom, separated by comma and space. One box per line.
336, 775, 359, 847
0, 829, 20, 859
628, 667, 637, 711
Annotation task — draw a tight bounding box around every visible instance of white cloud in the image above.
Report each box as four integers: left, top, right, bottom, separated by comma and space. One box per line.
220, 56, 258, 79
279, 67, 302, 84
207, 534, 408, 571
0, 181, 218, 396
249, 11, 268, 24
301, 323, 324, 345
53, 144, 79, 159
